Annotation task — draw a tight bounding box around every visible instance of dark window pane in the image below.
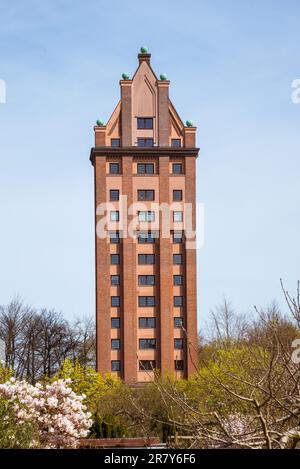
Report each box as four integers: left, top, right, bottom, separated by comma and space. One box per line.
173, 190, 182, 201
138, 254, 155, 265
109, 163, 120, 174
109, 231, 120, 244
139, 360, 156, 371
138, 275, 155, 286
111, 339, 120, 350
175, 360, 184, 371
111, 360, 120, 371
173, 275, 183, 285
137, 138, 154, 147
174, 317, 183, 328
139, 339, 156, 349
174, 296, 183, 307
171, 139, 181, 148
137, 118, 153, 129
139, 317, 156, 328
137, 163, 155, 174
173, 231, 183, 244
111, 275, 120, 285
138, 190, 155, 201
137, 232, 155, 244
111, 317, 120, 328
174, 339, 183, 350
111, 296, 120, 307
172, 163, 183, 174
138, 296, 155, 307
111, 138, 121, 147
110, 190, 119, 201
111, 254, 120, 265
173, 254, 182, 265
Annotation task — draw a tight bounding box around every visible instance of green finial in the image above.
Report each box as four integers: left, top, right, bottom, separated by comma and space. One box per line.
186, 120, 194, 127
122, 72, 130, 80
96, 119, 105, 126
140, 46, 148, 54
159, 73, 168, 81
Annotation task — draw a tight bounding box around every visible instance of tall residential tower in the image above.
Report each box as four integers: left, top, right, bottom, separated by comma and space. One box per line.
90, 49, 199, 384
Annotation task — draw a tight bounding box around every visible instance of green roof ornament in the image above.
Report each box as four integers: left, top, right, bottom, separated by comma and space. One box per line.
122, 72, 130, 80
96, 119, 105, 126
186, 120, 194, 127
140, 46, 148, 54
160, 73, 168, 81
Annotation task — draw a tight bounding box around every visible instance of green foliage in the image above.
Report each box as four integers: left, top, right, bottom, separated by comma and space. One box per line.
0, 398, 38, 449
0, 364, 13, 384
50, 359, 121, 411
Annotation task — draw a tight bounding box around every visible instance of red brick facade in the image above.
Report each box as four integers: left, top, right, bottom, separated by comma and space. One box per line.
90, 50, 199, 384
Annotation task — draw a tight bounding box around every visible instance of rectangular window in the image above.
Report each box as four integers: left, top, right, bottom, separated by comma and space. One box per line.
138, 254, 155, 265
174, 296, 183, 307
109, 231, 120, 244
111, 254, 120, 265
172, 163, 183, 174
139, 360, 156, 371
137, 163, 155, 174
173, 211, 183, 222
139, 339, 156, 350
111, 360, 121, 371
139, 317, 156, 328
138, 296, 155, 307
171, 139, 181, 148
137, 117, 153, 129
137, 138, 154, 147
110, 190, 119, 201
111, 138, 121, 147
111, 296, 120, 307
173, 231, 183, 244
174, 339, 184, 350
111, 317, 120, 328
111, 339, 120, 350
173, 275, 183, 286
109, 163, 120, 174
173, 254, 182, 265
138, 211, 155, 222
137, 232, 156, 244
138, 275, 155, 286
138, 190, 155, 201
174, 317, 183, 328
111, 275, 120, 286
175, 360, 184, 371
110, 211, 120, 222
173, 190, 182, 201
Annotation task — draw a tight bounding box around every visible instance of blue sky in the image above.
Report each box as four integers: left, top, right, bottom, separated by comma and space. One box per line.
0, 0, 300, 328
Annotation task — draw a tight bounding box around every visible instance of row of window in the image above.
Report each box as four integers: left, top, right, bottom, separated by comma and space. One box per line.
110, 189, 183, 202
109, 163, 183, 175
111, 296, 184, 308
111, 254, 184, 265
110, 139, 182, 148
111, 317, 183, 329
111, 360, 184, 372
109, 231, 184, 244
111, 274, 183, 286
111, 338, 184, 350
109, 211, 183, 223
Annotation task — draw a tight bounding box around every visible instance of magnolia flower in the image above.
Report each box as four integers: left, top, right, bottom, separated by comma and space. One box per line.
0, 378, 92, 448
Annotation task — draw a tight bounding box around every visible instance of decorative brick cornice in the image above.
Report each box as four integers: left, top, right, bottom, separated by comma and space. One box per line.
90, 146, 200, 165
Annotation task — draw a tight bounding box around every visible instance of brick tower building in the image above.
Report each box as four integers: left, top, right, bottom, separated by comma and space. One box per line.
90, 48, 199, 384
